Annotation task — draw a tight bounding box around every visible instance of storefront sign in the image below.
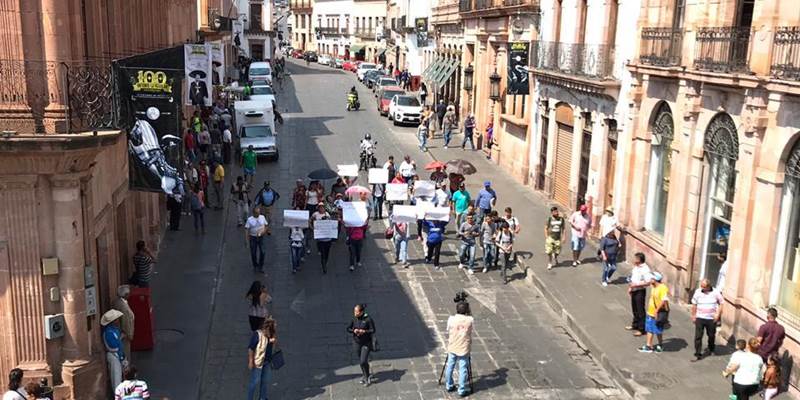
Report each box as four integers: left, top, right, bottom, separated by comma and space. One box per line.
507, 42, 530, 95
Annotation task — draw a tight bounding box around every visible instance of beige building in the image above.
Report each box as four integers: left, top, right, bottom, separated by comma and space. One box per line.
459, 0, 539, 182
621, 0, 800, 390
421, 0, 463, 108
290, 0, 315, 51
0, 1, 197, 398
349, 0, 388, 62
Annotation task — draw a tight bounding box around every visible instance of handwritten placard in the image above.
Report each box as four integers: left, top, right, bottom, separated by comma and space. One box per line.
425, 206, 451, 222
342, 201, 369, 227
337, 164, 359, 177
415, 200, 434, 219
313, 219, 339, 239
413, 180, 435, 198
283, 210, 309, 228
368, 168, 388, 184
386, 183, 408, 201
391, 205, 418, 223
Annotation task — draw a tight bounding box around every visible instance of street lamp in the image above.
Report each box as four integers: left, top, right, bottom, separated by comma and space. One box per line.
463, 64, 474, 92
489, 70, 501, 102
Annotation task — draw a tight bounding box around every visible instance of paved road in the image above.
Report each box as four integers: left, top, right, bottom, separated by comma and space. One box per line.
138, 59, 625, 400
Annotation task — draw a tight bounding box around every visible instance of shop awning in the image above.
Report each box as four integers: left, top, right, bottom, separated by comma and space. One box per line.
349, 44, 366, 54
422, 56, 443, 81
433, 58, 459, 88
377, 47, 389, 57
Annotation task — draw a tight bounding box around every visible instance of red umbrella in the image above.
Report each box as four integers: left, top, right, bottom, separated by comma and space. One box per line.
424, 160, 447, 170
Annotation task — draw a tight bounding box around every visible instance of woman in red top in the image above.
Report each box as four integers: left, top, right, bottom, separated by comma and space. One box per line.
184, 129, 197, 162
346, 224, 368, 272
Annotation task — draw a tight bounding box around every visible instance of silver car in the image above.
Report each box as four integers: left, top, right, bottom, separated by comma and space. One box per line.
240, 124, 279, 160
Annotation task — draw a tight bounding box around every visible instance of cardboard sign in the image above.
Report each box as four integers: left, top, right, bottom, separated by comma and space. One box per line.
413, 180, 435, 198
342, 201, 369, 227
283, 210, 309, 228
337, 164, 359, 177
415, 200, 434, 219
391, 205, 419, 223
425, 206, 451, 222
386, 183, 408, 201
313, 219, 339, 239
368, 168, 388, 184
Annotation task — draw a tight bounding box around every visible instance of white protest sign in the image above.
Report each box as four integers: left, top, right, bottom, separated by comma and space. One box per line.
337, 164, 359, 177
342, 201, 369, 227
386, 183, 408, 201
425, 206, 451, 222
413, 180, 435, 198
282, 210, 309, 228
313, 219, 339, 239
368, 168, 388, 184
416, 200, 434, 219
391, 205, 419, 223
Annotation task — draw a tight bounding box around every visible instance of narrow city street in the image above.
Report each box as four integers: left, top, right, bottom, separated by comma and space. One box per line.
134, 59, 624, 400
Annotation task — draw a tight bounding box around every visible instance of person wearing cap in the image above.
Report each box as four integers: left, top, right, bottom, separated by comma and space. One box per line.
638, 271, 669, 353
112, 285, 135, 359
101, 309, 126, 389
569, 204, 592, 267
599, 206, 619, 237
474, 181, 497, 223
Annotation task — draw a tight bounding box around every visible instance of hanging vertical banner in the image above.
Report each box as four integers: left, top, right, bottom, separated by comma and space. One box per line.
415, 18, 429, 47
185, 43, 213, 107
507, 42, 530, 95
117, 66, 185, 196
210, 41, 226, 86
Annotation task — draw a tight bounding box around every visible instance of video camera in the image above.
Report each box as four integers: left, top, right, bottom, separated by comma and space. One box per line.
453, 290, 469, 304
453, 290, 471, 316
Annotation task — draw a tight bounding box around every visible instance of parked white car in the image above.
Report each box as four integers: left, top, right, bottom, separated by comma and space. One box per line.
249, 85, 276, 105
318, 55, 332, 66
388, 95, 423, 126
356, 63, 378, 81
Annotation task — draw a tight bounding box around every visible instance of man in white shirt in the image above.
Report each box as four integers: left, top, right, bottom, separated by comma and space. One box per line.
444, 301, 474, 396
245, 206, 270, 272
434, 184, 449, 208
599, 206, 618, 237
222, 127, 233, 164
398, 155, 416, 184
626, 252, 651, 336
691, 278, 723, 361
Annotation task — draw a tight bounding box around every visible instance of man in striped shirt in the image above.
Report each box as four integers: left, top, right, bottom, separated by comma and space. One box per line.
114, 366, 150, 400
132, 241, 156, 288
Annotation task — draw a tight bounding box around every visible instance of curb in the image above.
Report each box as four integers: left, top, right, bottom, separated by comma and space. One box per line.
521, 261, 639, 399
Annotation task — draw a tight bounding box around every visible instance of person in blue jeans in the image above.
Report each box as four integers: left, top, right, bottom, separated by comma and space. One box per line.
458, 214, 480, 273
599, 231, 620, 286
392, 217, 410, 267
445, 301, 474, 396
425, 218, 447, 270
247, 318, 276, 400
289, 227, 304, 274
347, 224, 368, 271
474, 181, 497, 222
245, 206, 270, 272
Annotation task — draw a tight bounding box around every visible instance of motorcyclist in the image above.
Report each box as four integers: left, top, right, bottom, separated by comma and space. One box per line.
347, 86, 359, 109
360, 133, 374, 152
359, 134, 376, 170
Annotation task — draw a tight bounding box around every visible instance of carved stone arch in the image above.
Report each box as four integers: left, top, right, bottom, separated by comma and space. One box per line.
704, 113, 740, 161
650, 101, 674, 146
786, 137, 800, 180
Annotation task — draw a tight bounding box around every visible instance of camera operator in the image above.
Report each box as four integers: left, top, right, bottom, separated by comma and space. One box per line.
445, 296, 474, 396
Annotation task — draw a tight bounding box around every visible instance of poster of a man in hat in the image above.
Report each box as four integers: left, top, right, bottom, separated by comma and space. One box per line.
189, 70, 209, 106
184, 43, 213, 107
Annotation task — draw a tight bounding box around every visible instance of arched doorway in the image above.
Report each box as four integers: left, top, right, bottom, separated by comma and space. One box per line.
644, 102, 674, 235
772, 137, 800, 314
700, 113, 739, 286
553, 103, 574, 206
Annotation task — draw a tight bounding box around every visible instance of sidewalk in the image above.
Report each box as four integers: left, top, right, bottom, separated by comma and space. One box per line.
418, 134, 734, 400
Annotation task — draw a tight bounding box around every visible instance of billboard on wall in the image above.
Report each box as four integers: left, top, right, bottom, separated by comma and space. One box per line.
415, 18, 429, 47
507, 42, 530, 95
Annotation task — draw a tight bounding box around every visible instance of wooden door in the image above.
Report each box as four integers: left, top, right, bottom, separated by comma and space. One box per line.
554, 123, 573, 206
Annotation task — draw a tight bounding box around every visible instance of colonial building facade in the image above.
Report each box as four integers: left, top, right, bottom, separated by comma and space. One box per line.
621, 0, 800, 390
290, 0, 315, 51
0, 0, 196, 398
312, 0, 353, 57
422, 0, 463, 109
349, 0, 388, 63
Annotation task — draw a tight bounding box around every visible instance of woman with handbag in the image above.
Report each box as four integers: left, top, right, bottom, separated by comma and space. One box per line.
347, 304, 376, 386
245, 281, 272, 331
247, 318, 277, 400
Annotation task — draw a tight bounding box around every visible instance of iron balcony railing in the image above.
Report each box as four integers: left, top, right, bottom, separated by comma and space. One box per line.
319, 27, 346, 36
530, 41, 615, 79
355, 28, 375, 39
694, 26, 752, 73
459, 0, 535, 11
771, 26, 800, 81
639, 27, 683, 67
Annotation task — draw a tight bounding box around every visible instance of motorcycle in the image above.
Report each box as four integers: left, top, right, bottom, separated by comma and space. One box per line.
347, 95, 360, 111
358, 141, 377, 171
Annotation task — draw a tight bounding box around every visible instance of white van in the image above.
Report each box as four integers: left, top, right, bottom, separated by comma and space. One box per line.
234, 100, 278, 160
356, 63, 378, 81
248, 61, 273, 85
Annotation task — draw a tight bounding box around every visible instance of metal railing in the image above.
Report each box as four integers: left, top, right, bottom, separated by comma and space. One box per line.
0, 59, 113, 134
530, 41, 615, 79
354, 28, 375, 39
459, 0, 535, 11
319, 27, 346, 36
771, 26, 800, 81
639, 27, 683, 67
694, 26, 752, 73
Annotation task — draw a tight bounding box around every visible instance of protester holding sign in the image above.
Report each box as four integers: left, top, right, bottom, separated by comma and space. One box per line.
424, 219, 447, 270
311, 204, 335, 274
391, 215, 410, 268
346, 223, 368, 272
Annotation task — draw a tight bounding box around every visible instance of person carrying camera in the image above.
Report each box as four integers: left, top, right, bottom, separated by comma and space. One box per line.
444, 300, 474, 397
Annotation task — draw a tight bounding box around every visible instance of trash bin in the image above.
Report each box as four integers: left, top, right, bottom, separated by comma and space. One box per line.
128, 287, 155, 351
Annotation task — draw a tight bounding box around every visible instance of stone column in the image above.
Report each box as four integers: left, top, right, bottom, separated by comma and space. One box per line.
568, 108, 585, 210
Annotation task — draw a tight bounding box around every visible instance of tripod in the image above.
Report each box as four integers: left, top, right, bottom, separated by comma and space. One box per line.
437, 353, 473, 392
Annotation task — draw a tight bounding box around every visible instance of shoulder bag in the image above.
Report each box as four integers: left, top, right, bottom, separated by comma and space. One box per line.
654, 295, 670, 328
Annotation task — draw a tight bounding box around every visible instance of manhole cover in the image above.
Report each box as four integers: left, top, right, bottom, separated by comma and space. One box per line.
636, 371, 679, 390
155, 329, 184, 344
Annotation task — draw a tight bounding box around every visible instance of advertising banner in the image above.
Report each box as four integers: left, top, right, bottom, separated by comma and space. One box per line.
507, 42, 530, 95
415, 18, 429, 47
386, 183, 408, 201
283, 210, 310, 228
342, 202, 369, 227
185, 43, 213, 107
368, 168, 388, 184
118, 66, 185, 195
210, 41, 225, 86
313, 220, 339, 239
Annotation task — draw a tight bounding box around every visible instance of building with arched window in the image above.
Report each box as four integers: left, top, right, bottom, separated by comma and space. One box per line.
621, 0, 800, 391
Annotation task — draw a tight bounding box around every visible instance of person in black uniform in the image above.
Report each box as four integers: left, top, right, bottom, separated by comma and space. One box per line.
347, 304, 376, 386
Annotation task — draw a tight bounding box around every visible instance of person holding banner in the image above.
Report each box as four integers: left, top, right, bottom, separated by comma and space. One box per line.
346, 223, 368, 272
312, 204, 334, 274
424, 218, 447, 270
391, 215, 410, 268
289, 227, 304, 274
371, 183, 385, 220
